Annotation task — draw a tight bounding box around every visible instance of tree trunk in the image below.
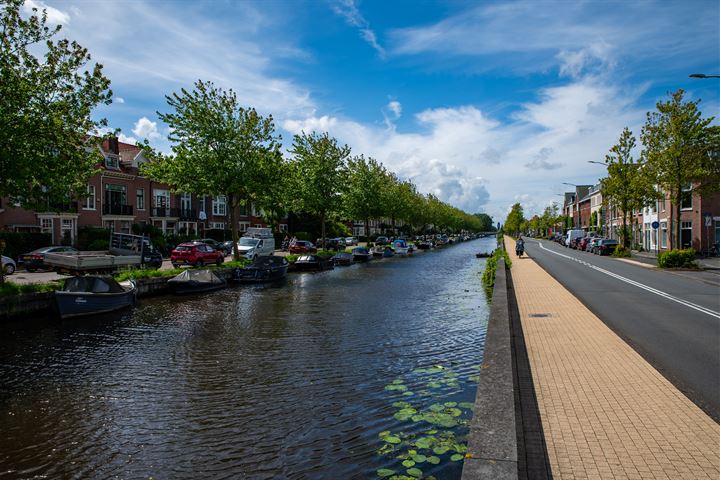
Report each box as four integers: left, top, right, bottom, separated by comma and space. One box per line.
674, 186, 682, 250
365, 218, 370, 245
228, 193, 239, 261
320, 212, 326, 252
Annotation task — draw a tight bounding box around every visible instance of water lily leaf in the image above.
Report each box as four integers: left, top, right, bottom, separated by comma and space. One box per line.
406, 467, 423, 478
402, 391, 414, 396
377, 444, 394, 455
429, 403, 445, 412
426, 366, 444, 374
385, 384, 408, 392
427, 455, 441, 465
448, 408, 462, 417
414, 437, 433, 449
453, 443, 468, 453
425, 429, 438, 435
410, 454, 427, 463
450, 453, 464, 461
413, 368, 429, 374
411, 414, 424, 422
393, 401, 412, 409
402, 459, 415, 468
385, 436, 401, 444
422, 412, 458, 428
427, 382, 442, 388
408, 449, 417, 455
468, 375, 480, 382
379, 430, 391, 438
443, 401, 457, 407
392, 379, 405, 384
432, 446, 449, 455
377, 468, 395, 478
458, 402, 475, 410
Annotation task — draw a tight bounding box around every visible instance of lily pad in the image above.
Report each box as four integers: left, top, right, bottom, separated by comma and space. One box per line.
377, 468, 396, 478
447, 408, 462, 417
410, 453, 427, 463
450, 453, 464, 461
411, 414, 424, 422
406, 467, 423, 478
427, 382, 442, 389
458, 402, 475, 410
443, 401, 457, 407
426, 455, 441, 465
378, 430, 391, 438
385, 384, 408, 392
392, 379, 405, 385
377, 443, 394, 455
428, 403, 445, 412
402, 391, 415, 396
385, 435, 402, 444
453, 443, 468, 453
393, 401, 412, 409
432, 446, 449, 455
402, 459, 415, 468
414, 437, 433, 449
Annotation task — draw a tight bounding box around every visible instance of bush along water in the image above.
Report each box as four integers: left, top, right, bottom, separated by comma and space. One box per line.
376, 364, 482, 479
657, 248, 698, 268
481, 248, 511, 300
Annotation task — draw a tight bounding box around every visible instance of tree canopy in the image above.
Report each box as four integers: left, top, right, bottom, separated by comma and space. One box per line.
504, 203, 525, 236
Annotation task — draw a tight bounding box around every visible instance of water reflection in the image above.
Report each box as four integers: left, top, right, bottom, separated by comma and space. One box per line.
0, 238, 493, 479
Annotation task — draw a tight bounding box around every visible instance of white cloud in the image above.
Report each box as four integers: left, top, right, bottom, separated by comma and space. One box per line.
115, 97, 125, 104
330, 0, 385, 57
132, 117, 161, 140
23, 0, 70, 25
118, 133, 137, 144
387, 100, 402, 119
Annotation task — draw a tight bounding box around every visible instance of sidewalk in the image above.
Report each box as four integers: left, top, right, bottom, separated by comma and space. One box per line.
507, 237, 720, 479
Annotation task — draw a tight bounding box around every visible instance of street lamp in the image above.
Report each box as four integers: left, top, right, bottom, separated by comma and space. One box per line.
562, 182, 577, 187
587, 160, 606, 166
689, 73, 720, 78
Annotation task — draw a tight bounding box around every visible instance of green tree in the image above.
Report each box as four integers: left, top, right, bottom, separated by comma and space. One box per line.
141, 80, 282, 260
641, 89, 716, 248
504, 203, 525, 236
0, 0, 112, 209
289, 132, 350, 248
343, 155, 386, 241
473, 213, 495, 232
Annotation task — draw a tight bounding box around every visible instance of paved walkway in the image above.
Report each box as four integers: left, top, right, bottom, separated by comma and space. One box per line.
507, 237, 720, 479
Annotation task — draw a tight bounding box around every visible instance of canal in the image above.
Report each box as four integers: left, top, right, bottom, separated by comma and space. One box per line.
0, 238, 494, 479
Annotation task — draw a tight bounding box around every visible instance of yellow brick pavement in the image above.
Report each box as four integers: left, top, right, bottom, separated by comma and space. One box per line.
507, 237, 720, 479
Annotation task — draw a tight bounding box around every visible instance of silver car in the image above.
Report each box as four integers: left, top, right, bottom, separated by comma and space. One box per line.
2, 255, 17, 275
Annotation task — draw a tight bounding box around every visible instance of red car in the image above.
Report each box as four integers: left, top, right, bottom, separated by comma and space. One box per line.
171, 241, 224, 267
578, 237, 591, 251
288, 240, 317, 254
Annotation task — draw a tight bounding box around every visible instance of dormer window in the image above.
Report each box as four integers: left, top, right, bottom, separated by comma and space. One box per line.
105, 154, 119, 169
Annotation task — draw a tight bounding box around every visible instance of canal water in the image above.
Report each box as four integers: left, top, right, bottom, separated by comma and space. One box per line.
0, 238, 494, 479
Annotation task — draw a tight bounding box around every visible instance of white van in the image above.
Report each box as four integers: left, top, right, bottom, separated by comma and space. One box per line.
236, 228, 275, 260
565, 229, 584, 247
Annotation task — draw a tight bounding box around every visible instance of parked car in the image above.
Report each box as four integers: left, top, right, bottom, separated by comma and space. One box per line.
288, 240, 317, 254
375, 236, 389, 246
171, 241, 225, 267
578, 237, 591, 251
199, 238, 230, 256
222, 240, 235, 255
2, 256, 16, 275
316, 238, 345, 250
587, 237, 602, 253
345, 237, 357, 246
595, 239, 619, 255
19, 246, 79, 272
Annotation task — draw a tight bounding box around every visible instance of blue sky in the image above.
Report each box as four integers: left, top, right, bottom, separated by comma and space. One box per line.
25, 0, 720, 221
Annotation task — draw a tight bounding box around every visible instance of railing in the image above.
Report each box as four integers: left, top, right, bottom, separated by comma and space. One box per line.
103, 204, 133, 215
152, 207, 198, 220
179, 208, 197, 220
49, 201, 78, 213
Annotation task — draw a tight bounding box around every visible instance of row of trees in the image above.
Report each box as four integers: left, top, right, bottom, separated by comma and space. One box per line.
0, 2, 491, 266
510, 90, 718, 248
141, 81, 490, 259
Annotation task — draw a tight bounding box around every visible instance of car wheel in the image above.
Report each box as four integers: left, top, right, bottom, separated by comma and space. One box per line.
4, 264, 15, 275
195, 259, 204, 267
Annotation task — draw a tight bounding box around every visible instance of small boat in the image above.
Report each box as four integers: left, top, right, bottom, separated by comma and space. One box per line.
352, 247, 372, 262
476, 251, 493, 258
167, 269, 226, 294
332, 251, 354, 266
55, 275, 136, 319
382, 246, 395, 257
232, 256, 289, 283
294, 254, 334, 271
417, 241, 432, 250
392, 239, 409, 256
371, 246, 385, 258
407, 243, 416, 254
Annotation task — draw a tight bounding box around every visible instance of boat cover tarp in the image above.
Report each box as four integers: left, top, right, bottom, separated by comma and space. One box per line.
64, 275, 125, 293
251, 256, 288, 268
168, 269, 224, 286
352, 247, 369, 255
334, 252, 353, 261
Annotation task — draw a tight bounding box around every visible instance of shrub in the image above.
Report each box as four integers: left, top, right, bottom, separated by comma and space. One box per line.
285, 254, 299, 263
481, 248, 511, 301
0, 280, 62, 297
77, 227, 111, 250
0, 232, 52, 260
611, 245, 631, 258
294, 231, 311, 241
87, 239, 110, 251
657, 248, 698, 268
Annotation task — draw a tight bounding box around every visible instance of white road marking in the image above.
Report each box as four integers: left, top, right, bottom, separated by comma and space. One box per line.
535, 241, 720, 320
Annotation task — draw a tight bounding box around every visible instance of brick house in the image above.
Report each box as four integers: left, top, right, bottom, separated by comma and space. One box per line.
0, 138, 282, 245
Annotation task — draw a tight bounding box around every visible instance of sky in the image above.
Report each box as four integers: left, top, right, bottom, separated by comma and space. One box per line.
22, 0, 720, 222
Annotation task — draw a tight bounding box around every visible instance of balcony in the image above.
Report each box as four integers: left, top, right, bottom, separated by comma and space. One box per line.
103, 204, 133, 216
152, 208, 198, 220
49, 201, 78, 213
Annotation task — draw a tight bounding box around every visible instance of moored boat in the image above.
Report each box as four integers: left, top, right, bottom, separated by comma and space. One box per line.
382, 246, 395, 257
332, 251, 354, 266
167, 269, 226, 294
476, 251, 493, 258
232, 256, 289, 283
351, 247, 372, 262
371, 246, 385, 257
294, 254, 334, 271
54, 275, 136, 319
392, 239, 409, 256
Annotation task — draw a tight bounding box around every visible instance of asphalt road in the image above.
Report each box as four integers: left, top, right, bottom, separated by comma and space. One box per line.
523, 239, 720, 421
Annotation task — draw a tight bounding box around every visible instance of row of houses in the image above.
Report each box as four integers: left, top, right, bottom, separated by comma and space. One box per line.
0, 138, 401, 245
561, 183, 720, 253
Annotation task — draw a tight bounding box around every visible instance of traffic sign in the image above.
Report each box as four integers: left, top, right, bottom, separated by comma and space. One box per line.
651, 221, 659, 229
704, 214, 713, 227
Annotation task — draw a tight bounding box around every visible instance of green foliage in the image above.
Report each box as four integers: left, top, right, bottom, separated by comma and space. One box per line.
0, 280, 62, 296
0, 232, 52, 260
504, 203, 525, 236
657, 248, 698, 268
481, 248, 511, 300
611, 245, 631, 258
473, 213, 495, 232
77, 227, 110, 250
343, 155, 388, 237
285, 254, 299, 263
0, 0, 112, 210
86, 239, 109, 251
641, 89, 717, 248
294, 231, 311, 241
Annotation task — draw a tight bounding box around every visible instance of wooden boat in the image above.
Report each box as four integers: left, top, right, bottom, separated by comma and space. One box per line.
351, 247, 372, 262
232, 256, 289, 283
332, 251, 354, 266
167, 269, 226, 294
294, 254, 334, 271
54, 275, 136, 319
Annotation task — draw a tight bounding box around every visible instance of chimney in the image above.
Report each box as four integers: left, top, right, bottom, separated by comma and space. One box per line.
109, 137, 119, 154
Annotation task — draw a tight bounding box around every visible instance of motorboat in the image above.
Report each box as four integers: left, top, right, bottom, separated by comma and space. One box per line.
351, 247, 372, 262
332, 251, 354, 266
417, 241, 432, 250
54, 275, 136, 319
476, 251, 493, 258
232, 256, 289, 283
382, 246, 395, 258
294, 254, 334, 271
371, 246, 385, 258
392, 239, 409, 256
167, 269, 227, 294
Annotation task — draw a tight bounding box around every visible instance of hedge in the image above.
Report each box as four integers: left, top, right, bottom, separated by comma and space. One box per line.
0, 232, 52, 260
481, 247, 511, 301
657, 248, 698, 268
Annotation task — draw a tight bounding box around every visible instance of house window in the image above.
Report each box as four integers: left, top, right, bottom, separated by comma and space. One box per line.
238, 222, 249, 232
681, 221, 693, 249
211, 222, 225, 230
40, 218, 53, 233
137, 188, 145, 210
105, 154, 119, 169
279, 224, 288, 232
680, 184, 692, 210
660, 222, 667, 248
212, 195, 226, 216
83, 185, 96, 210
255, 224, 263, 228
180, 193, 192, 212
104, 220, 114, 232
120, 221, 131, 234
